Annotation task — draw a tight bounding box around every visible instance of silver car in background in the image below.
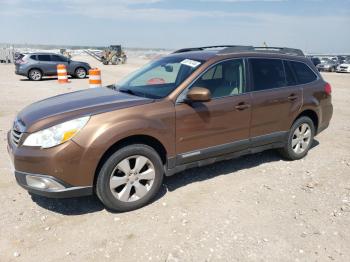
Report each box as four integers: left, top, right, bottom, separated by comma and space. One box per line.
15, 53, 91, 81
316, 58, 338, 72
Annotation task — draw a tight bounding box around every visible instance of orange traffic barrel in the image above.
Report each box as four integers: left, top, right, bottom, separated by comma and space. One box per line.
57, 64, 69, 84
89, 68, 102, 88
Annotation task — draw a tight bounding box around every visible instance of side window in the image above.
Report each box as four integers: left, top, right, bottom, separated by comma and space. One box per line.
201, 64, 222, 80
191, 59, 245, 98
30, 55, 37, 61
37, 55, 51, 62
51, 55, 67, 62
290, 61, 317, 84
283, 60, 297, 86
250, 59, 286, 91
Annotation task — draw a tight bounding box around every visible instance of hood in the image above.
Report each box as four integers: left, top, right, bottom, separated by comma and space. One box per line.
339, 63, 350, 67
71, 60, 89, 65
16, 87, 154, 133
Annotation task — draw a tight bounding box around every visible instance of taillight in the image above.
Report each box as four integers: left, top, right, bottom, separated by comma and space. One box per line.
18, 59, 28, 64
324, 82, 332, 96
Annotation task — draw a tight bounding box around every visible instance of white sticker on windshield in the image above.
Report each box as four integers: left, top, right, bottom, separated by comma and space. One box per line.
180, 59, 201, 68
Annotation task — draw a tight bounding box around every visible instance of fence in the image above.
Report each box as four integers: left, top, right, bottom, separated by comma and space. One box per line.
0, 47, 15, 63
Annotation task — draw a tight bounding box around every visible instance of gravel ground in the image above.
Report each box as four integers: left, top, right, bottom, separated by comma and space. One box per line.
0, 55, 349, 262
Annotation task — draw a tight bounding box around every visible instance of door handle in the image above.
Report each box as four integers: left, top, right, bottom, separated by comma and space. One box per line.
235, 102, 251, 110
288, 94, 298, 101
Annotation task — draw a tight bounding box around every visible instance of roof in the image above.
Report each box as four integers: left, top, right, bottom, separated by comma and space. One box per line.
24, 52, 61, 55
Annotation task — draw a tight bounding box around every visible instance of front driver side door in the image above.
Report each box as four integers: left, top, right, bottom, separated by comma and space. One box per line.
51, 55, 69, 75
175, 59, 252, 165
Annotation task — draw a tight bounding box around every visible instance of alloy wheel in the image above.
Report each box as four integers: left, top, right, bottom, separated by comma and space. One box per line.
109, 155, 155, 202
76, 68, 86, 78
30, 70, 41, 80
291, 123, 312, 154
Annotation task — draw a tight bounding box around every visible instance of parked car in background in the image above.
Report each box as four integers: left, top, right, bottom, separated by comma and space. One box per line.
309, 56, 321, 66
316, 58, 338, 72
337, 56, 346, 64
15, 53, 91, 81
336, 58, 350, 73
8, 45, 333, 211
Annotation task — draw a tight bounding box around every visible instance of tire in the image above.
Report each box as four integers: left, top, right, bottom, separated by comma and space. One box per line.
28, 69, 42, 81
96, 144, 164, 212
74, 67, 87, 79
278, 116, 315, 160
111, 56, 119, 65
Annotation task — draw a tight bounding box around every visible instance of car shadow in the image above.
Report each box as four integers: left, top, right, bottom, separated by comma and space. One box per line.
30, 194, 104, 215
20, 76, 74, 82
30, 139, 319, 215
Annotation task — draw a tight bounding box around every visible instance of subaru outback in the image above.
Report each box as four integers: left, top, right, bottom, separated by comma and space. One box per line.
8, 46, 333, 212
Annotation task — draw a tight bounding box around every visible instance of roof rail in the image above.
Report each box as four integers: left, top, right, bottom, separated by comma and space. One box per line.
252, 47, 304, 56
173, 45, 304, 57
218, 46, 304, 56
173, 45, 239, 53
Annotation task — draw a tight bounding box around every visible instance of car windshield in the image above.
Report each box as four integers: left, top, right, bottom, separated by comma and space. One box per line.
114, 56, 203, 99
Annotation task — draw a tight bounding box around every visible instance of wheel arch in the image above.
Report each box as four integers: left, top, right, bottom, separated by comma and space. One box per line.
293, 109, 319, 131
93, 134, 167, 186
27, 67, 43, 77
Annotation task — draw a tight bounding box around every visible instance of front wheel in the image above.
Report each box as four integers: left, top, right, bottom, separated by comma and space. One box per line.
279, 116, 315, 160
75, 67, 87, 79
96, 144, 164, 212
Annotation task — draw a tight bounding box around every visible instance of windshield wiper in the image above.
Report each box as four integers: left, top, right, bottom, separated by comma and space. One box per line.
118, 87, 139, 96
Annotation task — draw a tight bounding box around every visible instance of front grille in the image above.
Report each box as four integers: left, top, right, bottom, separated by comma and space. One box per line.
11, 129, 23, 146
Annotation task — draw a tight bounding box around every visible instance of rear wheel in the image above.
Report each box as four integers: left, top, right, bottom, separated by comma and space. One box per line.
279, 116, 315, 160
28, 69, 42, 81
96, 144, 164, 212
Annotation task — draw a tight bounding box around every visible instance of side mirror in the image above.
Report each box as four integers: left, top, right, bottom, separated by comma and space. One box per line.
186, 87, 211, 103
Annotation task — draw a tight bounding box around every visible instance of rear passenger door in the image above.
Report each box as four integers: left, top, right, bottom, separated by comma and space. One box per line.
37, 54, 56, 75
249, 58, 303, 145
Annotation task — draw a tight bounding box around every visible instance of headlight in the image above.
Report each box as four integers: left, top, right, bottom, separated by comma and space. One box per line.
23, 116, 90, 148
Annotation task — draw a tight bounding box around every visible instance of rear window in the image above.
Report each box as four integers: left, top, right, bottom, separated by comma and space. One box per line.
37, 55, 51, 62
290, 61, 317, 84
250, 59, 286, 91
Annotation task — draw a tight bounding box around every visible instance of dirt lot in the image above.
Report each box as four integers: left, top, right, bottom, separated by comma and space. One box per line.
0, 55, 349, 262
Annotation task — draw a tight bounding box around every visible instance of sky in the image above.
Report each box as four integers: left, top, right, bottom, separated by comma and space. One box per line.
0, 0, 350, 53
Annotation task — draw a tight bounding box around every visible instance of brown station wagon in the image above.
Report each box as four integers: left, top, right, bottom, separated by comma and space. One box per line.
7, 46, 333, 212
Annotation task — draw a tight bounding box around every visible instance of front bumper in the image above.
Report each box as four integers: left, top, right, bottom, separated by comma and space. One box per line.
7, 131, 95, 198
15, 171, 93, 198
336, 68, 350, 73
